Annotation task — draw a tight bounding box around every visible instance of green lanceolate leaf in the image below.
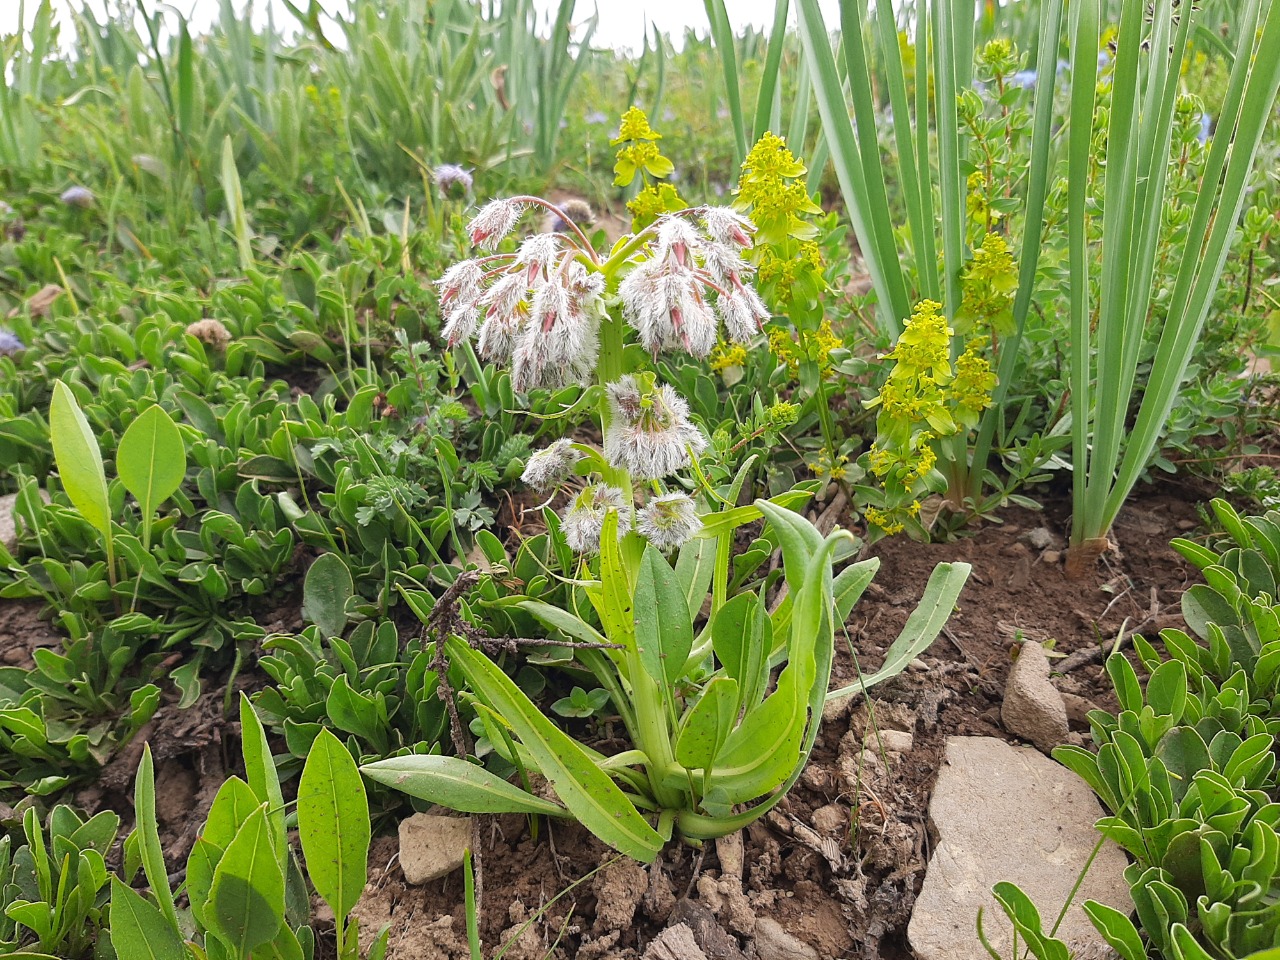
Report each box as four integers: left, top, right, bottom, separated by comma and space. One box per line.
108, 876, 188, 960
711, 590, 770, 715
595, 510, 636, 654
634, 546, 694, 686
238, 694, 288, 863
674, 676, 738, 771
827, 562, 971, 701
515, 600, 608, 646
206, 804, 286, 958
187, 777, 261, 926
447, 637, 664, 862
301, 553, 354, 638
49, 381, 110, 540
135, 745, 182, 933
117, 404, 187, 549
361, 755, 567, 817
298, 728, 369, 920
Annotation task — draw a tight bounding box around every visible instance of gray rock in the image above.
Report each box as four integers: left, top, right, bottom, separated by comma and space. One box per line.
878, 729, 914, 754
907, 737, 1130, 960
669, 899, 747, 960
1023, 527, 1058, 550
1001, 641, 1069, 753
751, 918, 819, 960
644, 924, 708, 960
397, 813, 471, 884
0, 490, 48, 555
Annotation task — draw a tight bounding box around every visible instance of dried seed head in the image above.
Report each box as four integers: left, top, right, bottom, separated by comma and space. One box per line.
521, 439, 581, 492
637, 493, 701, 551
561, 484, 631, 555
185, 318, 232, 350
468, 199, 523, 249
511, 280, 598, 392
604, 375, 707, 480
437, 259, 484, 305
515, 233, 562, 283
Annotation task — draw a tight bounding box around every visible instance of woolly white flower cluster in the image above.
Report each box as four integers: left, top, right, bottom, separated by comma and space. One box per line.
437, 200, 770, 395
618, 208, 769, 357
520, 372, 708, 555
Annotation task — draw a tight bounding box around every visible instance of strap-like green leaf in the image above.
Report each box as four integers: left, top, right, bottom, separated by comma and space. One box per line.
448, 637, 664, 862
49, 381, 110, 541
360, 755, 567, 817
134, 745, 181, 933
826, 561, 971, 701
674, 677, 738, 771
238, 693, 287, 863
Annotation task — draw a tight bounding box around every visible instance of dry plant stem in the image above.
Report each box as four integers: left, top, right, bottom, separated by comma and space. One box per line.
1065, 535, 1111, 579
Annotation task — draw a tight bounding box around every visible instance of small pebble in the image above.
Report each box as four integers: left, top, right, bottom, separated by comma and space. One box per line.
1043, 550, 1061, 564
878, 729, 915, 754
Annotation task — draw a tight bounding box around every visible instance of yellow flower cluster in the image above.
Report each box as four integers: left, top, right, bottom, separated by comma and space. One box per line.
863, 299, 997, 537
611, 107, 684, 228
811, 449, 851, 482
735, 133, 822, 247
966, 171, 995, 231
767, 320, 842, 378
958, 233, 1017, 335
952, 337, 997, 426
615, 106, 659, 143
709, 340, 748, 374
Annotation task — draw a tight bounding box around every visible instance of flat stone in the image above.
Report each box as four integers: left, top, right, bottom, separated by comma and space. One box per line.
907, 737, 1130, 960
1002, 641, 1069, 753
751, 917, 819, 960
397, 813, 471, 884
643, 923, 708, 960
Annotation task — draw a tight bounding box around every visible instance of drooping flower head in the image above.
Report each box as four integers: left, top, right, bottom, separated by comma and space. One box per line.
618, 209, 768, 358
522, 439, 582, 492
561, 484, 631, 555
637, 493, 701, 551
604, 374, 706, 481
433, 164, 474, 199
468, 199, 525, 249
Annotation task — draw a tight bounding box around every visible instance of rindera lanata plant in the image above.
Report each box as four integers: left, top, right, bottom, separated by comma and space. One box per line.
362, 112, 971, 859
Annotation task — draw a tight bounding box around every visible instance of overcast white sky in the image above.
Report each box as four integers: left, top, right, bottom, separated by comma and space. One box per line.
1, 1, 842, 52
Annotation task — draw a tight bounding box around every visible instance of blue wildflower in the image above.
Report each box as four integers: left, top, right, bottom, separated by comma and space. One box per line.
585, 110, 608, 125
0, 329, 24, 356
432, 164, 473, 199
1009, 70, 1038, 89
1199, 112, 1212, 144
60, 185, 94, 208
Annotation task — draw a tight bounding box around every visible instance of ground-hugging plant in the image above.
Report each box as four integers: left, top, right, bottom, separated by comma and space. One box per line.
356, 113, 971, 859
108, 696, 385, 960
0, 804, 117, 957
987, 498, 1280, 959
